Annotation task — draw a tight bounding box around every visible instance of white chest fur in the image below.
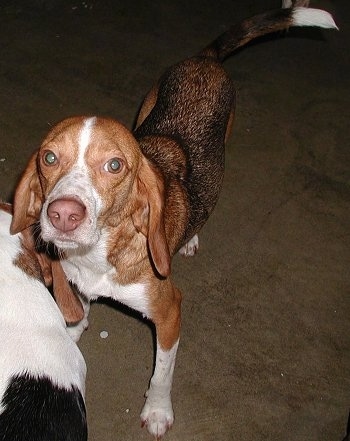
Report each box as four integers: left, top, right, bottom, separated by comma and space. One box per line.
62, 231, 150, 317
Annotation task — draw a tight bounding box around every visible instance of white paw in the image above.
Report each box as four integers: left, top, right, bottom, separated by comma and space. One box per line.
140, 393, 173, 439
66, 297, 90, 342
179, 234, 199, 257
66, 316, 89, 342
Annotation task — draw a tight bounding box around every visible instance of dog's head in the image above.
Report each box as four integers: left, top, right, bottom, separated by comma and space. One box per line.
10, 116, 170, 277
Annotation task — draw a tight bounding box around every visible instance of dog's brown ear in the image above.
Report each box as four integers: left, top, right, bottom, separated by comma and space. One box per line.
10, 152, 43, 234
19, 225, 84, 324
40, 255, 84, 324
132, 158, 171, 278
51, 260, 85, 324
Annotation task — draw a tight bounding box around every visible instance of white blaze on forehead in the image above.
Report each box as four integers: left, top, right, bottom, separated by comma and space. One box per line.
77, 117, 97, 167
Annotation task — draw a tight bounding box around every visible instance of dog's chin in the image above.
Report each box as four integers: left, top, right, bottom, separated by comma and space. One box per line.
41, 230, 99, 252
53, 239, 81, 250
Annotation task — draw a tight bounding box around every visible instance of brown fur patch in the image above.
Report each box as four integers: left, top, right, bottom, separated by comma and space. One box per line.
14, 237, 44, 282
149, 278, 182, 350
0, 201, 13, 214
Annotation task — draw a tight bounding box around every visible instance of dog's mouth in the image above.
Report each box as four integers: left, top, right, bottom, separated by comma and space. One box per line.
41, 228, 88, 250
50, 237, 81, 250
42, 229, 99, 252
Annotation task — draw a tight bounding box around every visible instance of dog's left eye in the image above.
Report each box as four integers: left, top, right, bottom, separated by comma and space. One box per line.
104, 158, 123, 173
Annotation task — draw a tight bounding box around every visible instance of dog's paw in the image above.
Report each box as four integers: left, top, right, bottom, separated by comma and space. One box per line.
66, 317, 89, 342
66, 296, 90, 342
179, 234, 199, 257
140, 395, 173, 439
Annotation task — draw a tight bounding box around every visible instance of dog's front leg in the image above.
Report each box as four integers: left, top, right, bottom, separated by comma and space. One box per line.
141, 284, 181, 439
141, 338, 179, 438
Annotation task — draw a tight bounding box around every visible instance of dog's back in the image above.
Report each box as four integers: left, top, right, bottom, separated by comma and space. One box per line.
134, 7, 337, 246
0, 207, 87, 441
135, 57, 233, 242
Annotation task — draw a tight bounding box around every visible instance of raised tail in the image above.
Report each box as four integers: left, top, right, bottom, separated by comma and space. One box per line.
200, 6, 338, 61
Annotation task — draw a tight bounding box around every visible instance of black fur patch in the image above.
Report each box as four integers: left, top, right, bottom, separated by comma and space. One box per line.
0, 374, 87, 441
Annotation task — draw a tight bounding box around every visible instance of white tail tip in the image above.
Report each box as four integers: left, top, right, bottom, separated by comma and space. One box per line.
293, 7, 339, 30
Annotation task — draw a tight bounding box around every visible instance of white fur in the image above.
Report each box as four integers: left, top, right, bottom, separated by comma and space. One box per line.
140, 339, 179, 438
40, 167, 102, 248
179, 234, 199, 257
292, 7, 339, 30
78, 116, 96, 166
62, 230, 150, 316
0, 210, 86, 409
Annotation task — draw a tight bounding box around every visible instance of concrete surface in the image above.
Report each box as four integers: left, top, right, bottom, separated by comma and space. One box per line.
0, 1, 349, 440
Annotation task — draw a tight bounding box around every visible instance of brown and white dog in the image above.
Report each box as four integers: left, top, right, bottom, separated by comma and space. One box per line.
0, 203, 87, 440
9, 6, 337, 439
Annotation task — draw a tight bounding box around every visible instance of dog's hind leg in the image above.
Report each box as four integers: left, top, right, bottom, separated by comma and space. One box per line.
179, 234, 199, 257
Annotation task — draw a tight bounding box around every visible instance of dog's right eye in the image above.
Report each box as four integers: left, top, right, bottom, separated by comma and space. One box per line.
43, 150, 57, 166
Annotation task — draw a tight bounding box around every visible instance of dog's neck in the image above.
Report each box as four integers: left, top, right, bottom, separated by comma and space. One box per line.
62, 219, 153, 285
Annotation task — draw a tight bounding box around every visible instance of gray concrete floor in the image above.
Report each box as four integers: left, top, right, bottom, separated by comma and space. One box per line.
0, 1, 349, 440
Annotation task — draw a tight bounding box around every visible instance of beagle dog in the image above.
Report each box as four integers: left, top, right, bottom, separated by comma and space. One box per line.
0, 203, 87, 441
9, 6, 337, 439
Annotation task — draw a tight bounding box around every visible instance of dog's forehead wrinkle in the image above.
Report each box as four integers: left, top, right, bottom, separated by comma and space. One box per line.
92, 117, 141, 157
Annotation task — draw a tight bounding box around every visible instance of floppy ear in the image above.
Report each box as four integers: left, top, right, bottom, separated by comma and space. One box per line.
19, 224, 84, 324
10, 152, 43, 234
36, 253, 84, 324
132, 158, 171, 278
51, 260, 85, 324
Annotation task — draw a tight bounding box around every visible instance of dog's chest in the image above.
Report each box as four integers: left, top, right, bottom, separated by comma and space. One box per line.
63, 240, 150, 316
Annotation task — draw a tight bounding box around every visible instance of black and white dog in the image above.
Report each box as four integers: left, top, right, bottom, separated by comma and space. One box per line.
0, 203, 87, 441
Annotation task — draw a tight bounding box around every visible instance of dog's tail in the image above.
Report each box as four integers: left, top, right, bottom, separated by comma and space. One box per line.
200, 6, 338, 61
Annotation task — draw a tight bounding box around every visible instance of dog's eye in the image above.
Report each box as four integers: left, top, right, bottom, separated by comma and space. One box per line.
104, 158, 123, 173
43, 150, 57, 166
